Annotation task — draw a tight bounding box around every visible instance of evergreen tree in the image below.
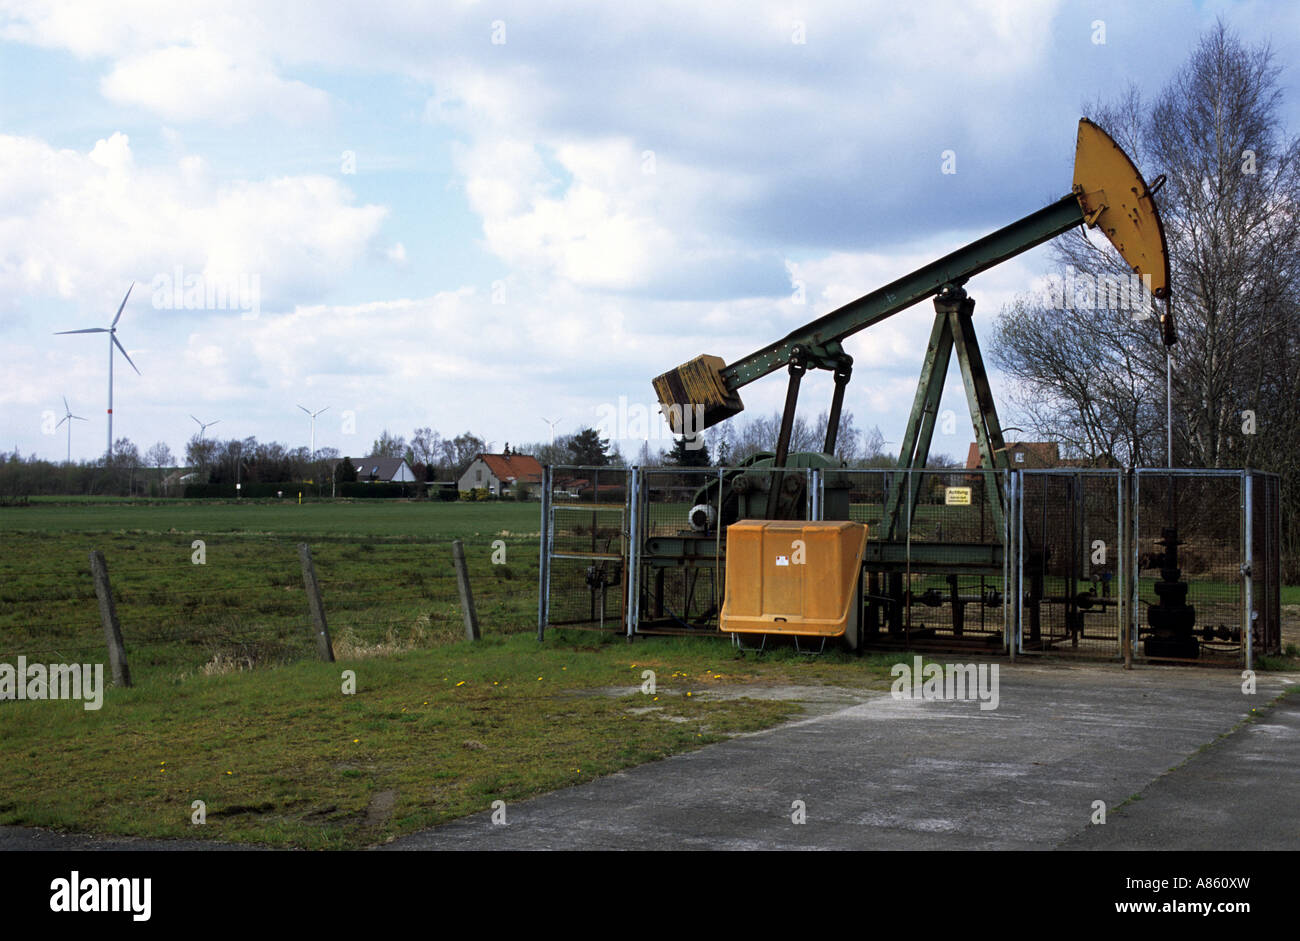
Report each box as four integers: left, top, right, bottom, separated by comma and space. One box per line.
667, 434, 711, 466
567, 427, 611, 466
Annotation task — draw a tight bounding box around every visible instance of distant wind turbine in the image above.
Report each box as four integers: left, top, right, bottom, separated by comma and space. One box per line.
55, 396, 88, 464
542, 417, 561, 444
191, 415, 221, 439
298, 404, 330, 460
55, 283, 139, 459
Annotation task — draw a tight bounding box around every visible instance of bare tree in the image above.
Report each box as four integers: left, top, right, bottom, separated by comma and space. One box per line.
991, 18, 1300, 572
994, 20, 1299, 462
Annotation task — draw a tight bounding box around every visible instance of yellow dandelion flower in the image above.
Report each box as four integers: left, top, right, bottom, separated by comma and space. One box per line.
456, 681, 465, 687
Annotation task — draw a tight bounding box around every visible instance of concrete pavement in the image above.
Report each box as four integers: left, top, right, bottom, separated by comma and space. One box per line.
381, 662, 1298, 850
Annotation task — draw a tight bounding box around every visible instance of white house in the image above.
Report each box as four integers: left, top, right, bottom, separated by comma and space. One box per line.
458, 453, 544, 496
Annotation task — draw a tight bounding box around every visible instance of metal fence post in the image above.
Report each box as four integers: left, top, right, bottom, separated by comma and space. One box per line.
1243, 471, 1254, 673
1007, 470, 1016, 660
1130, 470, 1141, 664
1121, 470, 1132, 669
625, 466, 639, 640
537, 465, 552, 642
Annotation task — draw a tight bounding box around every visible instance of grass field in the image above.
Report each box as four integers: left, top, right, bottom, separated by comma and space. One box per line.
1, 497, 540, 538
0, 498, 902, 847
1, 497, 1294, 847
0, 500, 544, 681
0, 630, 904, 849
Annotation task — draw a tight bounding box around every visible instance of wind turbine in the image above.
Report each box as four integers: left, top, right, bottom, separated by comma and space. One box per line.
191, 415, 221, 440
297, 404, 330, 460
55, 283, 139, 459
55, 396, 88, 464
541, 417, 561, 443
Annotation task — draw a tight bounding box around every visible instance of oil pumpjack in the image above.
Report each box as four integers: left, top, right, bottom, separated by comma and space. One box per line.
649, 118, 1199, 654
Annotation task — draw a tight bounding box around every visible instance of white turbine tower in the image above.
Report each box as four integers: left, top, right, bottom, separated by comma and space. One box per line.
55, 283, 139, 459
542, 417, 561, 444
298, 404, 330, 460
55, 396, 88, 464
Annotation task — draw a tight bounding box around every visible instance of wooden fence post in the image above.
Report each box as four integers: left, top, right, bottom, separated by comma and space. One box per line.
298, 544, 336, 662
452, 539, 481, 641
88, 550, 131, 687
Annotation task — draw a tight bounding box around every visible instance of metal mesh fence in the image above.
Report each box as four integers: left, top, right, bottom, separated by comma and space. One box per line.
1016, 471, 1123, 656
541, 466, 629, 631
836, 468, 1009, 649
1132, 471, 1245, 664
534, 463, 1284, 667
615, 464, 814, 635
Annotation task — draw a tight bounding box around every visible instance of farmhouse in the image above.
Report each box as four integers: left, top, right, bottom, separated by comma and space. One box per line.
337, 456, 417, 483
965, 441, 1060, 469
459, 453, 544, 497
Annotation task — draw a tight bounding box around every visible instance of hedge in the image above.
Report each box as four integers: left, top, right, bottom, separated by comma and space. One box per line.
338, 482, 412, 499
183, 482, 307, 499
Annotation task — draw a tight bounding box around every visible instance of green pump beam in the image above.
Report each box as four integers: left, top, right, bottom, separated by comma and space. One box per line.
721, 194, 1083, 392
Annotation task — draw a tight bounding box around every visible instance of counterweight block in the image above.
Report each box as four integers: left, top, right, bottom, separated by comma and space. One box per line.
652, 354, 744, 434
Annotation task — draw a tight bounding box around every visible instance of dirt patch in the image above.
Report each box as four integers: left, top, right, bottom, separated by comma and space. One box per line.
585, 682, 882, 718
364, 789, 397, 828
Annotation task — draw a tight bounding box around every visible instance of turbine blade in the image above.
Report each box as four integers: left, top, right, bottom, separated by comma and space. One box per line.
298, 405, 311, 415
317, 406, 330, 416
111, 282, 135, 328
56, 415, 69, 428
112, 334, 141, 375
54, 327, 108, 335
191, 415, 201, 425
63, 395, 70, 413
72, 415, 88, 421
209, 420, 220, 428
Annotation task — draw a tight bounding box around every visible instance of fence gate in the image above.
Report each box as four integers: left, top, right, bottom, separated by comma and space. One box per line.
1014, 470, 1124, 657
833, 467, 1011, 651
537, 465, 631, 635
1132, 469, 1281, 666
628, 465, 813, 636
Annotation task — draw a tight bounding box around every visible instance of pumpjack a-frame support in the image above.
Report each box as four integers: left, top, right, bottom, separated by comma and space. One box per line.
882, 282, 1010, 542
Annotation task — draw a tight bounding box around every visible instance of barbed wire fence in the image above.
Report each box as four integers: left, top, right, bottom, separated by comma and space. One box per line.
0, 534, 540, 685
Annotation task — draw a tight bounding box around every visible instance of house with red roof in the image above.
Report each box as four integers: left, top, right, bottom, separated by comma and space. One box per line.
458, 452, 545, 497
965, 441, 1061, 470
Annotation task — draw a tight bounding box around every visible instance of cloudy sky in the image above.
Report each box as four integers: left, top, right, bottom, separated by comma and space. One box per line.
2, 0, 1297, 464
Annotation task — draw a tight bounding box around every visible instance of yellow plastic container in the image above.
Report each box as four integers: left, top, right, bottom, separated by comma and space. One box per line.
721, 520, 867, 640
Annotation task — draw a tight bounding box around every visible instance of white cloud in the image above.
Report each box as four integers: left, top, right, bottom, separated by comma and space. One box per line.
101, 44, 331, 124
0, 132, 387, 309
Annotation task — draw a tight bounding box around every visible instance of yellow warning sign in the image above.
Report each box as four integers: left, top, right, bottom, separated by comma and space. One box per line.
945, 487, 972, 506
